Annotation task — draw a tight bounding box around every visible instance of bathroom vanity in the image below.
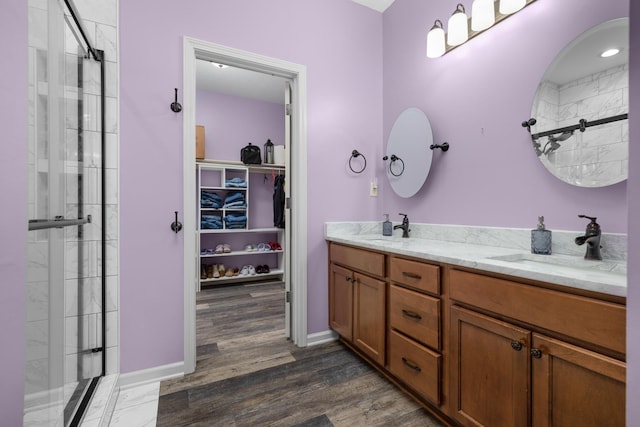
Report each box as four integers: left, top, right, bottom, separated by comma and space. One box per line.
326, 223, 626, 427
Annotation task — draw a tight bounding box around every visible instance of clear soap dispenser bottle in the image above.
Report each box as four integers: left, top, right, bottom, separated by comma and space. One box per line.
531, 216, 552, 255
382, 214, 392, 236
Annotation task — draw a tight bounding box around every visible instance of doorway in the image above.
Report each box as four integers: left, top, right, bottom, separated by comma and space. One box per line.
182, 37, 308, 374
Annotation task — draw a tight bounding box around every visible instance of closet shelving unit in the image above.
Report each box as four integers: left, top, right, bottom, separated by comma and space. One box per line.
197, 160, 285, 288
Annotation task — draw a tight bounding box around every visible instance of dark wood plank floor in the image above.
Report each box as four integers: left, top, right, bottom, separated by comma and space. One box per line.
156, 281, 444, 426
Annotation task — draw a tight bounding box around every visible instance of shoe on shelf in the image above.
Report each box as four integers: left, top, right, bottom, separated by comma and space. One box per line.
213, 264, 220, 279
223, 243, 231, 253
269, 241, 282, 251
233, 267, 240, 276
256, 242, 270, 251
262, 264, 270, 274
244, 244, 256, 252
225, 267, 234, 277
207, 264, 215, 279
240, 265, 249, 276
256, 265, 264, 274
200, 264, 207, 279
247, 265, 256, 275
215, 244, 224, 254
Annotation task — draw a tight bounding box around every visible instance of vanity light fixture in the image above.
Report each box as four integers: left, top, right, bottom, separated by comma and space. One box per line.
471, 0, 495, 31
447, 4, 469, 46
427, 0, 536, 58
426, 20, 446, 58
499, 0, 526, 15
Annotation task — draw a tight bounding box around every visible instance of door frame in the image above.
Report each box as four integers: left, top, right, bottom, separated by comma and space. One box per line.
182, 37, 308, 374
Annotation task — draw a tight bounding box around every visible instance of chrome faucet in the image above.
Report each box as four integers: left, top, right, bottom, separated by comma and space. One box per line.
574, 214, 602, 260
393, 213, 411, 238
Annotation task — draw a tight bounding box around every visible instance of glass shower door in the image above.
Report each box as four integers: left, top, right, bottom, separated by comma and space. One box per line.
25, 0, 104, 425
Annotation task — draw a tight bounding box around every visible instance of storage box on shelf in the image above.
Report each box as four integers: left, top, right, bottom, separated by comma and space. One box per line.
197, 161, 285, 288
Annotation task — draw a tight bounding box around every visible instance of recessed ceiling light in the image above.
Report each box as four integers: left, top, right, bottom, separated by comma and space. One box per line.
600, 48, 620, 58
211, 62, 227, 69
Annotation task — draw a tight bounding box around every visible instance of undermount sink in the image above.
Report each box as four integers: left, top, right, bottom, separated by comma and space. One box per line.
485, 253, 627, 276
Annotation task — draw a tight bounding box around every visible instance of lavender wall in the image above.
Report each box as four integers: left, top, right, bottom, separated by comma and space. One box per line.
0, 1, 26, 424
627, 1, 639, 423
382, 0, 628, 234
196, 90, 285, 162
119, 0, 383, 371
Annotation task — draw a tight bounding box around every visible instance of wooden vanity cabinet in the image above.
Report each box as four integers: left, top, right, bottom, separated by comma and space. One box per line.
449, 268, 626, 427
328, 243, 386, 365
387, 256, 443, 406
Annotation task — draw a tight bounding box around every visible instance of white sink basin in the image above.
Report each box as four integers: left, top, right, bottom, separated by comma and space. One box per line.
485, 253, 626, 276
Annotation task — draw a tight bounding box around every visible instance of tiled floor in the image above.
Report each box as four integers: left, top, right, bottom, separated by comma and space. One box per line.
106, 382, 160, 426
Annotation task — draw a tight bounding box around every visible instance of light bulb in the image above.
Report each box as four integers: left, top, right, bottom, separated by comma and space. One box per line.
447, 4, 469, 46
472, 0, 495, 31
499, 0, 526, 15
426, 20, 446, 58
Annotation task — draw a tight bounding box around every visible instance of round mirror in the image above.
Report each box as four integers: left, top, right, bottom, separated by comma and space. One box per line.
386, 108, 434, 198
529, 18, 629, 187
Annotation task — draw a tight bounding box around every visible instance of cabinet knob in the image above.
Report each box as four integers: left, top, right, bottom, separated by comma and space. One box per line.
511, 340, 523, 351
530, 348, 543, 359
346, 277, 354, 283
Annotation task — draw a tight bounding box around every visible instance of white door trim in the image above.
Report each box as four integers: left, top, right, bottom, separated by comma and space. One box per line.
182, 37, 308, 374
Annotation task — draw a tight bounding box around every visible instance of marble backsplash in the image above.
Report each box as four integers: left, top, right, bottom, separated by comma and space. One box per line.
325, 222, 627, 261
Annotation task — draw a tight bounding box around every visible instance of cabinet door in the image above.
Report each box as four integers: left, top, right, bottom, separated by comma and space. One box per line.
353, 272, 386, 365
531, 333, 625, 427
450, 306, 530, 427
329, 263, 353, 341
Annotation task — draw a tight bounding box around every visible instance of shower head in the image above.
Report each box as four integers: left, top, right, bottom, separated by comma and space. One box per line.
542, 130, 574, 156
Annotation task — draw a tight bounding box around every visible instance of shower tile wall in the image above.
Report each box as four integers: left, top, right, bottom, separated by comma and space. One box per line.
535, 64, 628, 183
25, 0, 119, 409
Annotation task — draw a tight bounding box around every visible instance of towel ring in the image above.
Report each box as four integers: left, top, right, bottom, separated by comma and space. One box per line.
383, 154, 405, 177
349, 150, 367, 174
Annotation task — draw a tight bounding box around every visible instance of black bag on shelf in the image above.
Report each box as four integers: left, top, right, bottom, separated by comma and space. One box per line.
241, 143, 262, 165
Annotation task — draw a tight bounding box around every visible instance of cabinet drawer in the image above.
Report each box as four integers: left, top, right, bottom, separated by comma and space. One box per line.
330, 243, 385, 277
449, 269, 626, 354
389, 257, 440, 295
388, 329, 441, 405
389, 284, 440, 350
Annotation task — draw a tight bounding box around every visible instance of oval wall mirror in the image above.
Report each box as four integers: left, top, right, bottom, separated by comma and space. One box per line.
386, 107, 433, 198
528, 18, 629, 187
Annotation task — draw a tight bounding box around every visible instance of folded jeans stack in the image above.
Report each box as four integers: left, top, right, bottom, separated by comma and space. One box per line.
201, 214, 223, 229
201, 191, 222, 208
224, 213, 247, 229
224, 191, 246, 209
225, 177, 247, 188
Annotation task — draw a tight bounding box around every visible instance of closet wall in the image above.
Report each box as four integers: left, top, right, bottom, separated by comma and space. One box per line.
195, 90, 286, 268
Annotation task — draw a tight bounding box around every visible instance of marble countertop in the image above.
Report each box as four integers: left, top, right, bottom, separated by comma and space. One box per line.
325, 222, 627, 298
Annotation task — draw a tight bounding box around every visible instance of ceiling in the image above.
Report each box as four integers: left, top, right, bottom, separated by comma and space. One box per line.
196, 1, 395, 103
351, 0, 395, 12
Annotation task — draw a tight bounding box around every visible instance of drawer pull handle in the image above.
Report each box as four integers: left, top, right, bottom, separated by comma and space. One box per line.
511, 340, 523, 351
346, 277, 354, 283
401, 309, 422, 320
402, 272, 422, 280
402, 357, 422, 373
530, 348, 543, 359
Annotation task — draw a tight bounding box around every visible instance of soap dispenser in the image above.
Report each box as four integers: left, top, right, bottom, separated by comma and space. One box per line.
531, 216, 552, 255
382, 214, 392, 236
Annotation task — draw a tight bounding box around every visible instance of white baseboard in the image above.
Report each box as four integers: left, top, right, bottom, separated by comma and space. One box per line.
306, 330, 338, 346
117, 361, 184, 389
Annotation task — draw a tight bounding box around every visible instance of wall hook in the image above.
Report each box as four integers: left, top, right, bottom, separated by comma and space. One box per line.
170, 88, 182, 113
521, 118, 537, 133
430, 142, 450, 152
171, 211, 183, 233
349, 149, 367, 174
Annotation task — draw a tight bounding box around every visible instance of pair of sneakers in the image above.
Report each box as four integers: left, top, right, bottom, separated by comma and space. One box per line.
255, 265, 271, 274
215, 243, 231, 254
240, 265, 257, 276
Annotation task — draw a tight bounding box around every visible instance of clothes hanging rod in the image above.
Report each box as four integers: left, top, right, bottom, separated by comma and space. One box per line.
64, 0, 102, 61
530, 113, 628, 141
